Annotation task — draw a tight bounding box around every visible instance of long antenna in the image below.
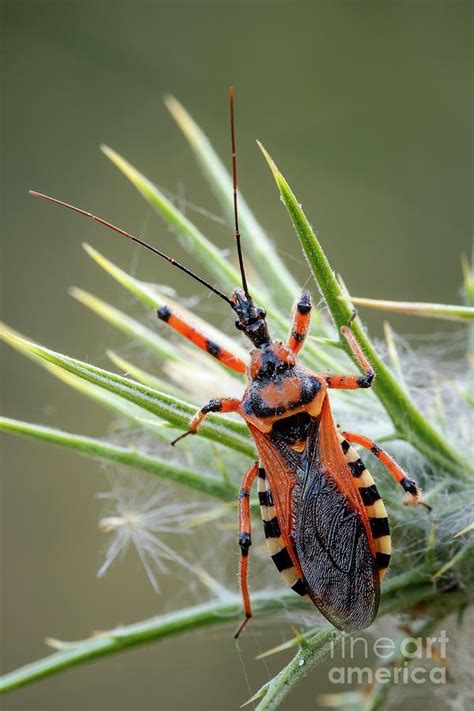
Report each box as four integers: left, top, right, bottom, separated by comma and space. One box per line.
229, 87, 250, 298
29, 191, 233, 306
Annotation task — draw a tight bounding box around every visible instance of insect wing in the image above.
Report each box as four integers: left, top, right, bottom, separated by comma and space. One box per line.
293, 399, 380, 630
248, 423, 301, 560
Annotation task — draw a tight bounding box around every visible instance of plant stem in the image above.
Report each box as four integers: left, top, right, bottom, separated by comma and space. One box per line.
0, 592, 306, 694
0, 327, 255, 457
0, 417, 235, 500
347, 296, 474, 323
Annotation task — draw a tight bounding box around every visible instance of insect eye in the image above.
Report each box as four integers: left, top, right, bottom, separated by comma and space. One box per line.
257, 307, 266, 319
235, 319, 245, 330
276, 362, 288, 373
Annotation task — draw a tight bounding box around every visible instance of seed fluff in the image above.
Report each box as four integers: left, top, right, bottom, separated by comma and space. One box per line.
97, 471, 198, 592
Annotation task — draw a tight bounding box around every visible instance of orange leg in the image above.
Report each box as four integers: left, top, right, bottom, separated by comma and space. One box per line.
234, 462, 259, 639
326, 325, 375, 389
171, 397, 241, 446
157, 305, 246, 374
341, 430, 431, 510
288, 292, 312, 355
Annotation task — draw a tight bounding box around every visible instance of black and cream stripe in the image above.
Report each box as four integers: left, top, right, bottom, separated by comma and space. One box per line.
337, 432, 391, 579
257, 466, 307, 596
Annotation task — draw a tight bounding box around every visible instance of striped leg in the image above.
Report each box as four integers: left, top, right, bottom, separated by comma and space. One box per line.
341, 431, 431, 510
326, 326, 375, 390
337, 432, 392, 580
171, 397, 241, 446
288, 292, 312, 355
157, 305, 246, 374
234, 462, 259, 639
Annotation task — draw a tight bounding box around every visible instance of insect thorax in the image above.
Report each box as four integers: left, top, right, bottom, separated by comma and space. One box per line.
241, 364, 324, 427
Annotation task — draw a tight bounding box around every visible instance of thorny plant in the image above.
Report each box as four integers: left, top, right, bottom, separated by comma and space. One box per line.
1, 98, 473, 710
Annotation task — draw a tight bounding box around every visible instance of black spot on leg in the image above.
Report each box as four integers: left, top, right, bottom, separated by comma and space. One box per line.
206, 340, 221, 357
239, 532, 251, 555
157, 305, 171, 322
291, 330, 305, 343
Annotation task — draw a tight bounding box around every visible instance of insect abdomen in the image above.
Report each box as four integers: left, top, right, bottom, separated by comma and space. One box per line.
337, 433, 391, 579
257, 467, 307, 596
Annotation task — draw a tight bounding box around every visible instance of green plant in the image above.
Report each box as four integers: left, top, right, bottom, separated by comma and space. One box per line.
1, 98, 472, 710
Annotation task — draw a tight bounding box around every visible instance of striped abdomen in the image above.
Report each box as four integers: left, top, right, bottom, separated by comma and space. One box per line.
337, 432, 391, 579
257, 467, 307, 596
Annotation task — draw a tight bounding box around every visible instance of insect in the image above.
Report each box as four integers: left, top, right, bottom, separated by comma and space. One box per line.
30, 88, 429, 637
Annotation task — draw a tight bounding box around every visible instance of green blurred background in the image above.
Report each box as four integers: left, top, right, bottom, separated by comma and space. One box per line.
2, 1, 471, 710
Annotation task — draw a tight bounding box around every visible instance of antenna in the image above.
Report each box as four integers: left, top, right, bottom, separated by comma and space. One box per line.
229, 87, 250, 299
29, 191, 233, 306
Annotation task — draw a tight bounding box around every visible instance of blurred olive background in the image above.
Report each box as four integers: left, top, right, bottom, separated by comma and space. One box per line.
2, 1, 471, 710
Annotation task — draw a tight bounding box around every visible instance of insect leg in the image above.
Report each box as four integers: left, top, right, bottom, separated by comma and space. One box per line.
171, 397, 241, 445
325, 326, 375, 389
341, 430, 431, 510
288, 292, 312, 355
157, 305, 246, 374
234, 461, 259, 638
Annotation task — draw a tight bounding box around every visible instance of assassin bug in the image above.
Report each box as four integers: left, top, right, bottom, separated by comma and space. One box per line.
30, 88, 429, 638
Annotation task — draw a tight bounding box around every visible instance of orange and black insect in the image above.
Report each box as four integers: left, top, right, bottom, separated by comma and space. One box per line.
30, 88, 429, 637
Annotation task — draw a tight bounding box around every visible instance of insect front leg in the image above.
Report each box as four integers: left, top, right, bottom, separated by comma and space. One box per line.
340, 430, 431, 510
288, 292, 312, 355
157, 305, 247, 374
171, 397, 241, 446
234, 462, 259, 639
325, 325, 375, 389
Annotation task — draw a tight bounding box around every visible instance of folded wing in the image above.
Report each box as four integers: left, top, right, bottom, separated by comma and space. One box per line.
293, 398, 380, 630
